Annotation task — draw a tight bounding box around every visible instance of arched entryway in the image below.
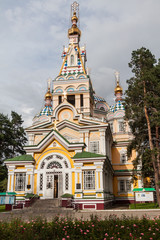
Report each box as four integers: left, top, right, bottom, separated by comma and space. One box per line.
37, 153, 71, 199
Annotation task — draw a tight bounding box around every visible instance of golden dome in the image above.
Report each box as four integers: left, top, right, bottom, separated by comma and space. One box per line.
114, 84, 123, 95
68, 27, 81, 37
68, 11, 81, 37
45, 90, 52, 99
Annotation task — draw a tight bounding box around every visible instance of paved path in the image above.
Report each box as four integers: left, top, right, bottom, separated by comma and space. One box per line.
1, 208, 160, 222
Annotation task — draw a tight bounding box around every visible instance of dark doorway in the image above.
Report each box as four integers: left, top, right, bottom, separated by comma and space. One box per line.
54, 175, 58, 198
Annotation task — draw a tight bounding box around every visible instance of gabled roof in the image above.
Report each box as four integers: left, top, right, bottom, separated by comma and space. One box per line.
72, 151, 105, 159
5, 154, 34, 162
24, 129, 85, 153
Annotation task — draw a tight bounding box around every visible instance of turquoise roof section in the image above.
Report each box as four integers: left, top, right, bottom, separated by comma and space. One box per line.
39, 106, 53, 116
5, 154, 34, 162
73, 151, 105, 159
94, 94, 106, 103
110, 100, 124, 113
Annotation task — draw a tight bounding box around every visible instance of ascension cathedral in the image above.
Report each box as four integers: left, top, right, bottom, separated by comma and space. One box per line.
5, 2, 143, 210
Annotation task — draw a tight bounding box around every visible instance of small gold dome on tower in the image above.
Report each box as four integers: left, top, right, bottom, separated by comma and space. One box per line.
68, 11, 81, 37
45, 90, 52, 99
114, 84, 123, 95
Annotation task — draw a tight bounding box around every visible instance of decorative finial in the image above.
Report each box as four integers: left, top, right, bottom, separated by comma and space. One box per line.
45, 78, 52, 105
114, 71, 123, 100
68, 2, 81, 40
115, 71, 120, 86
71, 1, 79, 19
47, 78, 51, 91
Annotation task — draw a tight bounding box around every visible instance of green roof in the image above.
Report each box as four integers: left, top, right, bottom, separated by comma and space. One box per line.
73, 151, 105, 159
133, 188, 155, 192
0, 192, 16, 195
5, 154, 34, 162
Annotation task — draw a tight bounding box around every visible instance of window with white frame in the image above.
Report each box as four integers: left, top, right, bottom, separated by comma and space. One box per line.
118, 121, 125, 132
70, 55, 74, 66
39, 174, 43, 191
84, 170, 95, 189
15, 173, 26, 191
120, 152, 127, 164
118, 179, 131, 192
90, 141, 99, 154
65, 173, 69, 190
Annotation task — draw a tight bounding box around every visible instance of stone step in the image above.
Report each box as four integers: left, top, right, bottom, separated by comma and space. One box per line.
31, 199, 61, 208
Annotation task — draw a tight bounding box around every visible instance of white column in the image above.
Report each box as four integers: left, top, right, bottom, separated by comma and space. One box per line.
74, 163, 83, 198
85, 131, 89, 151
100, 129, 106, 155
94, 162, 103, 191
79, 131, 84, 142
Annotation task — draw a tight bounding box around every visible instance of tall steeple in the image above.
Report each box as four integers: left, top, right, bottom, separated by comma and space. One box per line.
58, 1, 86, 76
114, 71, 123, 102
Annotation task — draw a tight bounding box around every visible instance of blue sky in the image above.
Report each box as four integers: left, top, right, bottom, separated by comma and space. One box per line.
1, 0, 160, 126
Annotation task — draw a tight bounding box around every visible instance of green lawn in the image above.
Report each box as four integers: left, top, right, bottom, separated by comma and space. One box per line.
129, 202, 159, 209
0, 205, 5, 212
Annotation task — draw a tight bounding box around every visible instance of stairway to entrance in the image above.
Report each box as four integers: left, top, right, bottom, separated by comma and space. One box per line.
28, 198, 73, 214
0, 199, 74, 222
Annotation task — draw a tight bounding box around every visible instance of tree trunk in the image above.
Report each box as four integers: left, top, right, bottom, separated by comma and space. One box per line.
143, 80, 160, 206
156, 126, 160, 176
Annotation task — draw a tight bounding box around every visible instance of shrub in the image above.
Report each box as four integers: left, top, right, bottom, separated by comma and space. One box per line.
61, 193, 74, 198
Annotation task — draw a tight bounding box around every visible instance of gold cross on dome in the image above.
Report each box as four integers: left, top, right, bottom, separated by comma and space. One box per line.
47, 78, 51, 90
115, 71, 120, 85
72, 1, 79, 13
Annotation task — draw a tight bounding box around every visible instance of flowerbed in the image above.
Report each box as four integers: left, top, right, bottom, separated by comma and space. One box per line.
0, 215, 160, 239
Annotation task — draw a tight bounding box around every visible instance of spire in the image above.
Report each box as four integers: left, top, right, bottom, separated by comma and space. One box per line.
68, 1, 81, 43
45, 78, 52, 107
114, 71, 123, 101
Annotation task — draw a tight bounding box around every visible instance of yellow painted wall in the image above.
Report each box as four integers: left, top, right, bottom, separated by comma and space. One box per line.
72, 172, 75, 195
34, 174, 37, 194
34, 138, 75, 170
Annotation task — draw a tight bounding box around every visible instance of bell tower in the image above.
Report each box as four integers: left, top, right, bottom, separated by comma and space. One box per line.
53, 1, 94, 116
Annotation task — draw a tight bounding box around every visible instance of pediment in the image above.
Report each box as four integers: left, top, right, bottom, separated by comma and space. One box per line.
24, 129, 85, 153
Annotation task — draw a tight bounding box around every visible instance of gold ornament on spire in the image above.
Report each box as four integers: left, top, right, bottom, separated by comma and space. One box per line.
45, 78, 52, 100
114, 71, 123, 95
68, 2, 81, 38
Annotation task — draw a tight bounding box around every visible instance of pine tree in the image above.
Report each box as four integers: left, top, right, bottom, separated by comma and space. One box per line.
0, 111, 27, 192
124, 47, 160, 206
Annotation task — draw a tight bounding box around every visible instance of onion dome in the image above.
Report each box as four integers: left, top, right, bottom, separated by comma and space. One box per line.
110, 100, 124, 113
114, 84, 123, 95
45, 90, 52, 100
39, 78, 53, 116
94, 94, 106, 104
39, 106, 53, 116
68, 12, 81, 38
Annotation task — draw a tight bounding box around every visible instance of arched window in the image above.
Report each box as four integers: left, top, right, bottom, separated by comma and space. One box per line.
47, 161, 62, 169
100, 107, 105, 111
70, 55, 74, 66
